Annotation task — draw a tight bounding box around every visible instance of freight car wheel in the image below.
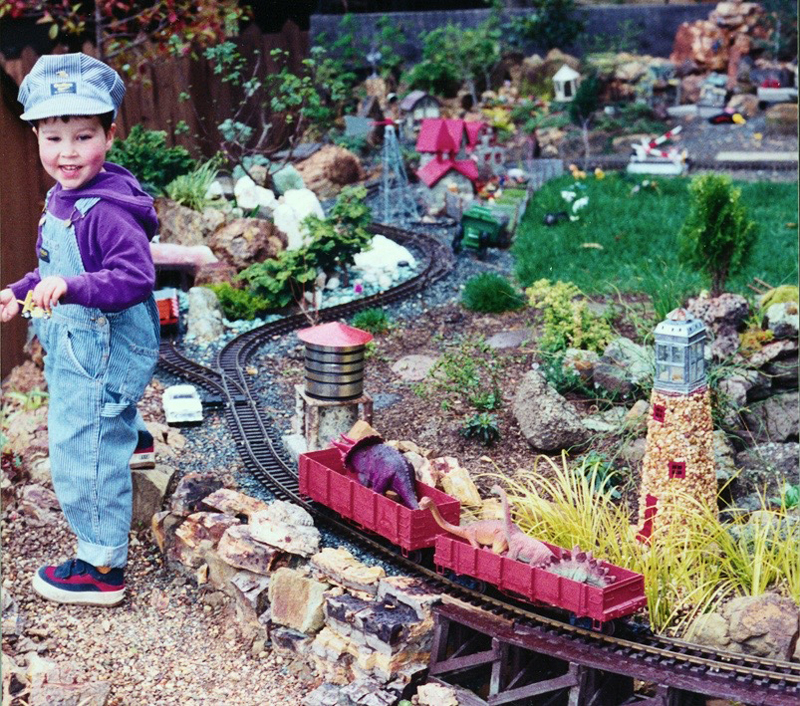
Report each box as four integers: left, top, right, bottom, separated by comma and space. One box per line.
446, 570, 487, 594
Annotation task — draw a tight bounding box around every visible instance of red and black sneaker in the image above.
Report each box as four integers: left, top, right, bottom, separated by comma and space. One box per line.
130, 429, 155, 470
32, 559, 125, 606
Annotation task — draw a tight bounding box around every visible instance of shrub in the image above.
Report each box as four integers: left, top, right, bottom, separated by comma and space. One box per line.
107, 125, 195, 195
204, 283, 273, 321
164, 159, 220, 212
526, 279, 613, 354
462, 273, 526, 313
505, 0, 585, 53
678, 174, 756, 296
460, 412, 501, 447
351, 308, 392, 335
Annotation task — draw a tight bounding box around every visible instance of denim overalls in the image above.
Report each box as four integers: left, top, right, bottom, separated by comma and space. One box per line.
33, 193, 160, 568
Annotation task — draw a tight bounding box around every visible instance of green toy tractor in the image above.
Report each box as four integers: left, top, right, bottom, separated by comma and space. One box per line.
452, 205, 511, 259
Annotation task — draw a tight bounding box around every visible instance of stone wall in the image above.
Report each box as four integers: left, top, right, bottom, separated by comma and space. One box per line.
310, 4, 717, 61
153, 476, 441, 705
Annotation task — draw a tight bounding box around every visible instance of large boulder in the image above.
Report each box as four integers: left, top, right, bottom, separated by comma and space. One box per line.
670, 20, 729, 73
207, 218, 286, 271
726, 593, 799, 660
513, 370, 590, 451
154, 198, 226, 246
186, 286, 225, 341
739, 391, 799, 443
294, 145, 364, 200
764, 301, 799, 339
273, 189, 326, 251
686, 293, 750, 359
734, 441, 799, 500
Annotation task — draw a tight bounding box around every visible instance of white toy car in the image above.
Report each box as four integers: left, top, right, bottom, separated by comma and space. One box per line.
162, 384, 203, 425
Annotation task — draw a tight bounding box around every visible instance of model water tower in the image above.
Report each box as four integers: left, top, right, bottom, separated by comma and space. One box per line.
292, 322, 374, 453
637, 308, 716, 537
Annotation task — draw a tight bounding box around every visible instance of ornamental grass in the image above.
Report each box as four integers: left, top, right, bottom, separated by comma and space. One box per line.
486, 453, 800, 635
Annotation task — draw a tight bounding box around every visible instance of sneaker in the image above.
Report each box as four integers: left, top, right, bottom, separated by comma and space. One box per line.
32, 559, 125, 606
130, 429, 155, 469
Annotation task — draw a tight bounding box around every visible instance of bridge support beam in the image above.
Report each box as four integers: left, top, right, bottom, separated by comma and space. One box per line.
428, 605, 707, 706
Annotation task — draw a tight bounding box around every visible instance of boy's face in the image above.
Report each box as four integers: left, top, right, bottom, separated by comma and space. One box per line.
34, 116, 116, 190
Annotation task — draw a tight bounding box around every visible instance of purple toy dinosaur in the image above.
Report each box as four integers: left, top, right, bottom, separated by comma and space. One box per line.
331, 434, 419, 510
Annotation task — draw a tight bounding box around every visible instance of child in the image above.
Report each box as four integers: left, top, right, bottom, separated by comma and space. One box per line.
0, 53, 160, 606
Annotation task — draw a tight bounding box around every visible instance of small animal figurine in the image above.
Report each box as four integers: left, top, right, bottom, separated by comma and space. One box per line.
18, 291, 51, 320
331, 434, 419, 510
544, 547, 615, 588
492, 485, 554, 566
419, 496, 508, 554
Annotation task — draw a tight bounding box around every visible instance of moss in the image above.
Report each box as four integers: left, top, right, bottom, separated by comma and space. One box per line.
759, 284, 799, 311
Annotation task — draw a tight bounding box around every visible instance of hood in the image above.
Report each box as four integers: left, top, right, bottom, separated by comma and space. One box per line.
54, 162, 159, 241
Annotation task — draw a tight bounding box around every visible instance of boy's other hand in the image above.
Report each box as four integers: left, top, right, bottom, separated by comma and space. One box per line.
0, 288, 20, 322
33, 276, 68, 311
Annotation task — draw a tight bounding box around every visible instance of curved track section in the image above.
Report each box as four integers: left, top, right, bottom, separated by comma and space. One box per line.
159, 223, 800, 705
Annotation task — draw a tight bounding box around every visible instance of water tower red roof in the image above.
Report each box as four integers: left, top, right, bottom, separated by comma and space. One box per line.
297, 321, 373, 347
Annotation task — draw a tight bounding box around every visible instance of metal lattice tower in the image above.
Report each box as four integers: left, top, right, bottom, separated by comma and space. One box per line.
379, 124, 419, 226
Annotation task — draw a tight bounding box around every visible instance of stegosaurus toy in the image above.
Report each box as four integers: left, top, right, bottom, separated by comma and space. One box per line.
543, 546, 615, 588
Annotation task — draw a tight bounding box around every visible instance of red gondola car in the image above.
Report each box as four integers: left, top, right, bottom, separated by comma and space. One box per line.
154, 288, 180, 332
299, 447, 461, 554
433, 535, 647, 627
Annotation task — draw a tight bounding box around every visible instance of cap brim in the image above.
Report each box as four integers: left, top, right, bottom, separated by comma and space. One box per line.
21, 95, 117, 121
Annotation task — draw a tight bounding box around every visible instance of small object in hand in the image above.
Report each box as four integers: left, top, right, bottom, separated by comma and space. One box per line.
18, 291, 51, 319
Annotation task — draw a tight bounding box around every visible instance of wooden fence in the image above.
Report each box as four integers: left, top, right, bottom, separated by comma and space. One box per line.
0, 22, 309, 380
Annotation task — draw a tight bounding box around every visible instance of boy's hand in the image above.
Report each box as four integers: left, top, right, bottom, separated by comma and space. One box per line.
33, 276, 68, 311
0, 288, 20, 322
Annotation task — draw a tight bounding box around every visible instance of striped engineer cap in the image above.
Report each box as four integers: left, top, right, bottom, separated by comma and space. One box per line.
19, 53, 125, 122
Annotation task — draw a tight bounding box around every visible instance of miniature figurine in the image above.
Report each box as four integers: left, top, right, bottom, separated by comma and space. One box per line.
419, 496, 508, 554
18, 291, 51, 319
331, 434, 419, 510
492, 485, 554, 565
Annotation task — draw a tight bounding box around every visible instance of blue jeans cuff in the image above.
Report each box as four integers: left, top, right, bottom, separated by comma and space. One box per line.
76, 538, 128, 569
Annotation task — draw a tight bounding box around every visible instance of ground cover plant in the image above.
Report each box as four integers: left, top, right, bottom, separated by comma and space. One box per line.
514, 174, 798, 301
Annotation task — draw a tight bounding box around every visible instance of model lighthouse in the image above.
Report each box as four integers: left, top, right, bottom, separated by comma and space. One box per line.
638, 309, 716, 537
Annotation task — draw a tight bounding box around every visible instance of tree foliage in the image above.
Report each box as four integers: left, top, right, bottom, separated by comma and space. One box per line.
678, 175, 756, 297
506, 0, 585, 53
0, 1, 246, 77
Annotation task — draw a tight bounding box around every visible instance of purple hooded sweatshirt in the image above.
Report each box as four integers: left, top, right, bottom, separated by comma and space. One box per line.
8, 163, 158, 312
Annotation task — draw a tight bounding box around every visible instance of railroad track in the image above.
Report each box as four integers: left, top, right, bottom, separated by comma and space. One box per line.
158, 222, 800, 705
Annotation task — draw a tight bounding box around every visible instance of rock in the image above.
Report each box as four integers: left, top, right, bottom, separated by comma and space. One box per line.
562, 347, 599, 383
713, 429, 737, 482
353, 234, 417, 285
763, 353, 799, 390
17, 483, 60, 527
513, 370, 590, 452
679, 74, 705, 105
600, 337, 653, 386
131, 463, 175, 528
193, 260, 239, 287
376, 576, 441, 622
624, 399, 650, 426
765, 103, 797, 137
151, 510, 183, 554
230, 569, 271, 624
29, 660, 112, 706
233, 176, 276, 214
687, 612, 731, 649
670, 20, 729, 73
734, 442, 799, 498
294, 145, 364, 199
186, 286, 225, 342
208, 217, 286, 271
432, 457, 482, 507
724, 593, 799, 660
593, 364, 634, 398
740, 392, 799, 443
619, 437, 647, 466
201, 488, 270, 520
764, 301, 799, 339
2, 587, 23, 637
249, 500, 321, 557
217, 524, 282, 575
269, 567, 329, 634
485, 329, 530, 350
391, 354, 438, 382
687, 293, 750, 359
176, 512, 240, 549
170, 472, 225, 516
748, 339, 798, 369
271, 164, 305, 195
417, 682, 459, 706
272, 189, 326, 251
310, 548, 385, 596
582, 406, 626, 433
154, 198, 225, 246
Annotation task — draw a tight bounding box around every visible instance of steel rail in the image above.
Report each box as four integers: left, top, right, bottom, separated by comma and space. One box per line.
158, 222, 800, 704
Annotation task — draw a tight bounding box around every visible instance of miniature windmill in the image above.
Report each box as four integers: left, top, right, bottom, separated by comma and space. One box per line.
637, 309, 716, 540
377, 121, 420, 226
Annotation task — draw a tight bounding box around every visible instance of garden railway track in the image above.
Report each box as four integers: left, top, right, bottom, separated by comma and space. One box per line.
158, 222, 800, 706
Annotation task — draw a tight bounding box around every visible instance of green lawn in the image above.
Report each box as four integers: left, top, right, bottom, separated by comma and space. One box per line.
513, 173, 798, 308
